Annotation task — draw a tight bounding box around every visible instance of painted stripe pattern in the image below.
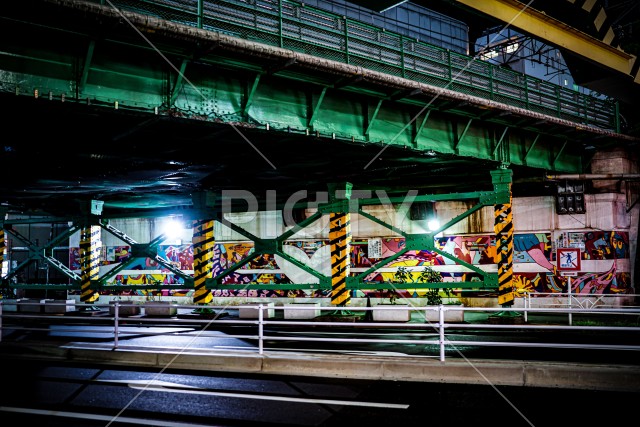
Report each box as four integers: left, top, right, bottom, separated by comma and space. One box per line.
329, 212, 351, 306
494, 199, 514, 306
80, 225, 100, 303
192, 219, 214, 304
0, 229, 4, 281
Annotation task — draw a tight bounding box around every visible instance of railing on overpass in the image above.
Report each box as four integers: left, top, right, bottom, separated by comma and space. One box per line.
94, 0, 619, 131
2, 295, 639, 363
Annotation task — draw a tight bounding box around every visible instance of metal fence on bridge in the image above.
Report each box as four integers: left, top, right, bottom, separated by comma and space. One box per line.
97, 0, 619, 131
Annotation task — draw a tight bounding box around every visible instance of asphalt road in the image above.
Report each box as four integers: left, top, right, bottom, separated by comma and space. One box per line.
1, 360, 638, 427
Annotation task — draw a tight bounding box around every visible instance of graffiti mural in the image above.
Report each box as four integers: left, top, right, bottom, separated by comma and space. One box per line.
68, 230, 633, 298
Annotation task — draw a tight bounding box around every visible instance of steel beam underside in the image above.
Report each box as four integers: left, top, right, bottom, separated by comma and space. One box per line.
0, 12, 606, 173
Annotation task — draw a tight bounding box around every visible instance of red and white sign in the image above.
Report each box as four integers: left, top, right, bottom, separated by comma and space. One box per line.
556, 248, 581, 272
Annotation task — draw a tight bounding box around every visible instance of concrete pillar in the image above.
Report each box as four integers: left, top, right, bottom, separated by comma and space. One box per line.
80, 225, 100, 303
192, 219, 214, 305
329, 212, 351, 306
492, 169, 514, 307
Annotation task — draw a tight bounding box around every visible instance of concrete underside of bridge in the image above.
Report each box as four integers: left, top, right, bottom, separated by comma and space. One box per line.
0, 0, 637, 219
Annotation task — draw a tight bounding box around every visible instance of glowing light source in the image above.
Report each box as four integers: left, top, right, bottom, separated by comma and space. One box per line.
163, 218, 184, 241
427, 219, 440, 231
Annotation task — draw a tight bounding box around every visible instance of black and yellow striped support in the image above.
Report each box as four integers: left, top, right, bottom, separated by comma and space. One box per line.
494, 198, 514, 306
192, 219, 214, 305
80, 225, 100, 303
0, 228, 5, 281
329, 212, 351, 306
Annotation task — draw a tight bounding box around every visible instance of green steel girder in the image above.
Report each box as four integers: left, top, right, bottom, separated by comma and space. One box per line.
2, 57, 583, 172
0, 4, 615, 173
207, 280, 490, 291
2, 225, 82, 283
99, 220, 193, 283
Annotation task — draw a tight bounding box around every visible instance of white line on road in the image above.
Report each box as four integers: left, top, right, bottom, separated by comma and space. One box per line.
0, 406, 222, 427
103, 379, 409, 409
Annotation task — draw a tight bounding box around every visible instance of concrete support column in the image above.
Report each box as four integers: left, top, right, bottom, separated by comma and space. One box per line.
80, 225, 100, 303
492, 169, 514, 307
0, 228, 4, 278
192, 219, 214, 305
329, 212, 351, 306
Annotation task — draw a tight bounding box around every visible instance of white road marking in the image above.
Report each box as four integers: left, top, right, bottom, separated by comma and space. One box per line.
102, 379, 409, 409
0, 406, 221, 427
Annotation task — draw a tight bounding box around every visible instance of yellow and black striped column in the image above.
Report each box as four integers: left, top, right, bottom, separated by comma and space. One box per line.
192, 219, 214, 305
329, 212, 351, 306
80, 225, 100, 303
494, 193, 514, 306
0, 228, 5, 281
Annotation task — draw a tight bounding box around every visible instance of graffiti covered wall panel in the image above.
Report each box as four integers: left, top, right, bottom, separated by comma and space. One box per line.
68, 230, 632, 297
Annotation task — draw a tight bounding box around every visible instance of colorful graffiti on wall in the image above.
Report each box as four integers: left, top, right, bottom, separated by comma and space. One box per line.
68, 230, 632, 298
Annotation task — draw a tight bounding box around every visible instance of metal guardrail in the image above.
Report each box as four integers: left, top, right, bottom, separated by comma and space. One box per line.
93, 0, 618, 131
2, 298, 639, 362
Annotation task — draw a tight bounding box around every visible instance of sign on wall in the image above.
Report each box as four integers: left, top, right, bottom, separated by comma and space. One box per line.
557, 248, 581, 271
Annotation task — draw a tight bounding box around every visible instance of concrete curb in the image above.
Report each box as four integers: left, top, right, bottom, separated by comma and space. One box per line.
2, 342, 638, 392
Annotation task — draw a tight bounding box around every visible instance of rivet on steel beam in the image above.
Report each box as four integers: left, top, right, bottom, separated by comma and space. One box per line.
266, 123, 270, 130
15, 87, 19, 96
154, 106, 158, 115
306, 129, 309, 136
61, 93, 65, 102
332, 133, 335, 139
34, 89, 38, 99
114, 101, 119, 110
48, 91, 52, 101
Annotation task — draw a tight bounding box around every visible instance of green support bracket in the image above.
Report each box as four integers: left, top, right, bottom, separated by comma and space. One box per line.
308, 87, 327, 128
151, 254, 193, 282
79, 40, 95, 93
318, 182, 355, 214
523, 133, 540, 163
355, 248, 409, 281
404, 233, 435, 251
169, 58, 189, 106
553, 140, 568, 169
274, 249, 326, 280
319, 276, 332, 289
130, 243, 149, 259
357, 209, 406, 237
100, 255, 137, 284
453, 118, 473, 152
218, 217, 261, 243
364, 99, 383, 137
429, 201, 486, 236
491, 169, 513, 195
413, 109, 431, 145
211, 251, 260, 285
318, 200, 352, 215
492, 126, 510, 156
242, 73, 262, 117
253, 238, 280, 256
278, 210, 323, 242
430, 246, 488, 276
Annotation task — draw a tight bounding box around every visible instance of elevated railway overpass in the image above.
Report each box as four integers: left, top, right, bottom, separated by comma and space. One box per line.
0, 0, 638, 308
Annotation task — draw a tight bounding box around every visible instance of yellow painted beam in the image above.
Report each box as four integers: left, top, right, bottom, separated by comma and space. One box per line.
455, 0, 636, 77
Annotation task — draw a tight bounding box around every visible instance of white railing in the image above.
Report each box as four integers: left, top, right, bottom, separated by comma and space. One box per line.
1, 298, 639, 362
